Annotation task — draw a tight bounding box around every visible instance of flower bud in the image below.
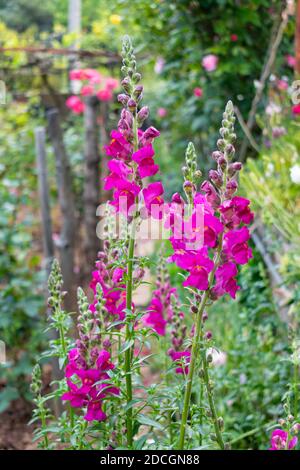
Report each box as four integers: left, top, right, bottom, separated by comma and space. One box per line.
191, 305, 198, 314
202, 312, 208, 322
133, 84, 143, 100
207, 353, 213, 363
121, 77, 131, 93
127, 98, 137, 112
217, 417, 224, 431
205, 330, 212, 340
183, 180, 194, 195
225, 180, 238, 198
209, 170, 223, 187
217, 139, 226, 151
117, 94, 129, 106
225, 143, 235, 157
132, 72, 142, 83
171, 192, 184, 204
212, 151, 223, 161
218, 156, 227, 171
137, 106, 149, 124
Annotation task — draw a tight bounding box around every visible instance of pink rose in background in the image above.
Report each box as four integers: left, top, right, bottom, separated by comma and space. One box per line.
97, 88, 113, 101
276, 79, 288, 91
81, 84, 94, 96
286, 55, 296, 68
66, 96, 85, 114
157, 107, 167, 118
292, 104, 300, 115
230, 34, 238, 42
193, 87, 203, 98
202, 54, 218, 72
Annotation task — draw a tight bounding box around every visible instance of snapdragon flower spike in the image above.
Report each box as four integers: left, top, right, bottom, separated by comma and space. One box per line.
103, 36, 164, 221
169, 101, 253, 299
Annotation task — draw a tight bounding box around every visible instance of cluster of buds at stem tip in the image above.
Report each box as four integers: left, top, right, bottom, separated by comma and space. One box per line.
47, 259, 64, 308
118, 35, 149, 134
169, 294, 187, 350
205, 100, 242, 202
76, 287, 102, 356
182, 142, 202, 203
30, 364, 42, 396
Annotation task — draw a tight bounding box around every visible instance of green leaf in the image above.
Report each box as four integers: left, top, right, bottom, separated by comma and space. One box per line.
137, 414, 163, 431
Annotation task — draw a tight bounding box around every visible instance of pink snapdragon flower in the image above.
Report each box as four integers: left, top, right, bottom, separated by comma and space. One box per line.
168, 349, 191, 374
143, 297, 167, 336
142, 182, 165, 219
104, 159, 133, 191
132, 145, 159, 179
224, 227, 253, 265
202, 54, 218, 72
269, 429, 298, 450
172, 250, 214, 291
104, 130, 132, 161
219, 196, 254, 228
212, 262, 240, 299
111, 179, 141, 215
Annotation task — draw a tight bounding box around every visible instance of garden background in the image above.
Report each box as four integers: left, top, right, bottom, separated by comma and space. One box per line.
0, 0, 299, 450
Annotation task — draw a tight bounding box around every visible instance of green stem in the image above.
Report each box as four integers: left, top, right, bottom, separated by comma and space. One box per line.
178, 290, 208, 449
294, 362, 299, 420
124, 113, 139, 448
178, 237, 224, 450
201, 348, 225, 449
124, 232, 135, 448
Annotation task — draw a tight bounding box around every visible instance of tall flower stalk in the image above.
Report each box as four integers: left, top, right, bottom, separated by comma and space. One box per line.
173, 102, 253, 449
104, 36, 163, 447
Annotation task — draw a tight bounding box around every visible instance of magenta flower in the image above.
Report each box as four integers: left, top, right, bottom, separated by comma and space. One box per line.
219, 196, 254, 228
111, 179, 141, 215
224, 227, 253, 265
168, 349, 191, 374
173, 250, 214, 291
104, 130, 132, 161
104, 159, 132, 191
213, 262, 240, 299
143, 298, 167, 336
132, 145, 159, 179
203, 213, 224, 248
96, 350, 115, 371
61, 381, 87, 408
142, 181, 164, 219
84, 400, 107, 421
202, 54, 218, 72
269, 429, 298, 450
139, 127, 160, 146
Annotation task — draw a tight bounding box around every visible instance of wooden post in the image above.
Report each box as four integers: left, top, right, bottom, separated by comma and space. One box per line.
34, 127, 63, 416
296, 0, 300, 75
46, 109, 77, 312
83, 96, 101, 274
